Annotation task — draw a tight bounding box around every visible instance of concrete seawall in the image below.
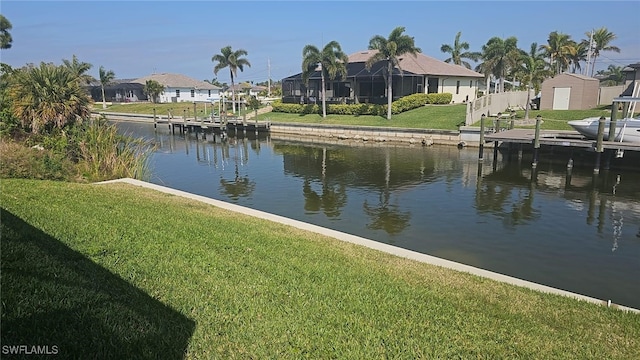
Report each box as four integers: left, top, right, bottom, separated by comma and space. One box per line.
100, 112, 487, 147
270, 122, 464, 146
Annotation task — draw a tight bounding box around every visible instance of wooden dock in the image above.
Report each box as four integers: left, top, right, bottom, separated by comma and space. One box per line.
484, 128, 640, 152
481, 127, 639, 174
154, 117, 271, 135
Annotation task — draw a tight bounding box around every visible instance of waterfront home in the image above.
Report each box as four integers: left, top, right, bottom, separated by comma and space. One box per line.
133, 73, 222, 103
281, 50, 484, 105
88, 79, 147, 103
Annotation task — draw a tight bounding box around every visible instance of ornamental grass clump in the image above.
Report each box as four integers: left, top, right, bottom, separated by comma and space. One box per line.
76, 121, 154, 182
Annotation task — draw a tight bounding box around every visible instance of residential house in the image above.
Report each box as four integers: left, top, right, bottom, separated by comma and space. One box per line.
621, 62, 640, 96
281, 50, 484, 105
222, 83, 268, 100
133, 73, 222, 103
89, 79, 147, 103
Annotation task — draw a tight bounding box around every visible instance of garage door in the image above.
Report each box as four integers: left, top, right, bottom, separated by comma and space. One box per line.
552, 87, 571, 110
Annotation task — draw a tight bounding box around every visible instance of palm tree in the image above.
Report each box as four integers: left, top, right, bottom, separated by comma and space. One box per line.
568, 40, 589, 74
0, 14, 12, 49
8, 63, 92, 133
212, 46, 251, 113
143, 80, 165, 103
539, 31, 574, 75
99, 66, 115, 109
440, 31, 481, 69
597, 65, 625, 86
366, 26, 421, 120
478, 36, 519, 93
62, 55, 95, 85
301, 40, 348, 118
589, 27, 620, 77
515, 43, 552, 119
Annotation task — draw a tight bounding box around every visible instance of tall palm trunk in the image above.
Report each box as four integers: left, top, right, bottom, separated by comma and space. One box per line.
386, 61, 393, 120
524, 82, 532, 119
230, 70, 236, 114
321, 71, 327, 118
101, 85, 106, 109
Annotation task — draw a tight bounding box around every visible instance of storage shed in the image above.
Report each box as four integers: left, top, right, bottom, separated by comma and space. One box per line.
540, 73, 599, 110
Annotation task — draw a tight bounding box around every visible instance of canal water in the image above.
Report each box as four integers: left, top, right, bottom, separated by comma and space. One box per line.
116, 122, 640, 310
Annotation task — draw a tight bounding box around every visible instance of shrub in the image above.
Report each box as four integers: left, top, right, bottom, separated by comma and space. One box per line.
0, 141, 75, 181
272, 93, 453, 116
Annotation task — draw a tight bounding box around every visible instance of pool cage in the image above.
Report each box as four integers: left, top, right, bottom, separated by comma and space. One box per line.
281, 62, 424, 105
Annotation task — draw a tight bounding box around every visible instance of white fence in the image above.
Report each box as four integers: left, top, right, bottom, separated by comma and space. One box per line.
465, 91, 531, 125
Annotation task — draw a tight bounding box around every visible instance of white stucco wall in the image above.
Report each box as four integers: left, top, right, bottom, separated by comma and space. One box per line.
438, 77, 479, 104
159, 87, 220, 103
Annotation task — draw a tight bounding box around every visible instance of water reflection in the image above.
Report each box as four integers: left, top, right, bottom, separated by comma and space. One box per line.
114, 122, 640, 309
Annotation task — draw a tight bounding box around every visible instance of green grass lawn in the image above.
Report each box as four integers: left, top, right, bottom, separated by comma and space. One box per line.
1, 179, 639, 359
97, 101, 621, 131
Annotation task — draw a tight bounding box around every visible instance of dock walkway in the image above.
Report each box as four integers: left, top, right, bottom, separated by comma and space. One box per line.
484, 128, 640, 152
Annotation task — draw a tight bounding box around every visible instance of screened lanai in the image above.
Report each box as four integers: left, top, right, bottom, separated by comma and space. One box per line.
282, 61, 424, 105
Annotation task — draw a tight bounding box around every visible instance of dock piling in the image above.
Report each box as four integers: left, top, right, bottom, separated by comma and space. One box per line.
478, 114, 486, 162
594, 116, 606, 174
532, 115, 542, 168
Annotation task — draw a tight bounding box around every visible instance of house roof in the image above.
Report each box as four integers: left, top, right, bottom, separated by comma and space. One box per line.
226, 83, 267, 91
553, 72, 598, 81
283, 61, 420, 81
133, 73, 220, 89
348, 50, 484, 78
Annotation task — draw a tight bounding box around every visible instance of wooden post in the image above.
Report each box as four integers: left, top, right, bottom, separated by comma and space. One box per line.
532, 115, 542, 168
608, 101, 618, 142
478, 114, 486, 161
594, 116, 606, 174
182, 109, 187, 134
194, 102, 197, 121
153, 108, 157, 129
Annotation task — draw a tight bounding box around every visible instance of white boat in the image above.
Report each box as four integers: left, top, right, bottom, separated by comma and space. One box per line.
568, 96, 640, 143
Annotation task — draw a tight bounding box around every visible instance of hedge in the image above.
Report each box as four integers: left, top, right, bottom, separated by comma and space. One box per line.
271, 93, 453, 116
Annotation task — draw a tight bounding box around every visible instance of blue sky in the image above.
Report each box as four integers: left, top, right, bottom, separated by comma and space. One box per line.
2, 1, 639, 84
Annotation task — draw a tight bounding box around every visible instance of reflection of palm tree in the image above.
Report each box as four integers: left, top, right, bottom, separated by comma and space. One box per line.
302, 148, 347, 217
363, 148, 411, 235
219, 163, 255, 201
303, 179, 347, 218
363, 191, 411, 236
475, 165, 540, 229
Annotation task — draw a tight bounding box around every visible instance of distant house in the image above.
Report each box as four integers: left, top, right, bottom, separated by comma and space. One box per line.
89, 79, 147, 103
540, 73, 599, 110
621, 62, 640, 96
281, 50, 483, 105
133, 73, 222, 103
223, 83, 267, 99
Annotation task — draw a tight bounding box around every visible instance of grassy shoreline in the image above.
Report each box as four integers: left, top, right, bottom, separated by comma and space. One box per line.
1, 178, 639, 358
97, 102, 615, 131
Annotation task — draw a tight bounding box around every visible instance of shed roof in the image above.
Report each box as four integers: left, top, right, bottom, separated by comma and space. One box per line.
133, 73, 220, 89
348, 50, 484, 78
550, 72, 599, 81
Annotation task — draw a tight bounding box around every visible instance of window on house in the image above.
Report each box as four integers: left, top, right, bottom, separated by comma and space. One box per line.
208, 90, 211, 96
456, 81, 460, 94
176, 89, 180, 98
191, 89, 195, 97
470, 80, 473, 88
